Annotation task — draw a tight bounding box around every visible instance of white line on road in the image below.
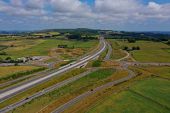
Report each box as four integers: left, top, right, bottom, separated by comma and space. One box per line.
0, 38, 106, 102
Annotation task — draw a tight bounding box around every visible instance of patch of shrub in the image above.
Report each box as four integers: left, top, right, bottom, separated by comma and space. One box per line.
0, 51, 7, 55
128, 38, 136, 43
92, 60, 102, 67
167, 41, 170, 45
5, 57, 12, 60
123, 46, 129, 50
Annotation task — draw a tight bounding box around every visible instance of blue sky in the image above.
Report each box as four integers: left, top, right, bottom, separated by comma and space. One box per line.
0, 0, 170, 31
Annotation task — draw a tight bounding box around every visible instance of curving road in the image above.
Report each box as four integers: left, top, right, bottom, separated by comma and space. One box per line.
52, 68, 136, 113
116, 50, 130, 61
0, 37, 106, 103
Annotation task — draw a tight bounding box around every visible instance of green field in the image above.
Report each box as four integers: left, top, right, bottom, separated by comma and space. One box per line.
86, 78, 170, 113
10, 69, 115, 113
109, 39, 170, 62
0, 39, 98, 59
141, 66, 170, 78
31, 32, 60, 36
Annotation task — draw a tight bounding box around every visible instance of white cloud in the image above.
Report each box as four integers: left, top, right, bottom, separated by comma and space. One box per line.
50, 0, 89, 13
11, 0, 23, 7
0, 0, 170, 25
25, 0, 46, 9
0, 0, 46, 16
148, 2, 161, 10
94, 0, 170, 21
50, 0, 95, 20
95, 0, 140, 13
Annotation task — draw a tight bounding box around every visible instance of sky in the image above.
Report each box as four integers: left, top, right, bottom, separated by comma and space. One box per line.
0, 0, 170, 31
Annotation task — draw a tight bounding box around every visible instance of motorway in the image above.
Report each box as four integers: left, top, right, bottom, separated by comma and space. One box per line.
1, 37, 169, 113
0, 69, 98, 113
0, 37, 106, 103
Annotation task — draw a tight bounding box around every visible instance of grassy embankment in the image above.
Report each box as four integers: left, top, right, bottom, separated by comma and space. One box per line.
0, 66, 45, 84
0, 68, 86, 109
108, 39, 127, 60
9, 68, 125, 113
64, 66, 170, 113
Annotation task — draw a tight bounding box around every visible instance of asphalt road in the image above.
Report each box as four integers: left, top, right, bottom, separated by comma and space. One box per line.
52, 68, 136, 113
0, 69, 98, 113
104, 42, 112, 61
0, 37, 106, 103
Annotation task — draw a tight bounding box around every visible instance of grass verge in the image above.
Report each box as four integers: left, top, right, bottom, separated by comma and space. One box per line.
0, 66, 45, 84
0, 68, 86, 109
10, 68, 116, 113
65, 67, 170, 113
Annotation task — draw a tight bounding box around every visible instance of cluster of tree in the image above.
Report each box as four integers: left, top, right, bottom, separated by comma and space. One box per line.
106, 31, 170, 42
67, 34, 97, 41
0, 51, 7, 55
167, 41, 170, 45
128, 38, 136, 43
58, 45, 68, 48
123, 46, 140, 51
0, 57, 23, 63
67, 34, 82, 40
39, 28, 100, 36
0, 45, 8, 51
0, 67, 46, 81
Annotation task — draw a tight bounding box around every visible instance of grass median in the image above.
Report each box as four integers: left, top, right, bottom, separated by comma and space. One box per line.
10, 68, 117, 113
0, 68, 86, 109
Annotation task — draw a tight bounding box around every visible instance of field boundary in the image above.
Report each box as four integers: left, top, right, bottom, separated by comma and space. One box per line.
129, 89, 170, 111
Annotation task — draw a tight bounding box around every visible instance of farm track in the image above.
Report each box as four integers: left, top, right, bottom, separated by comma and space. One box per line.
116, 50, 130, 61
